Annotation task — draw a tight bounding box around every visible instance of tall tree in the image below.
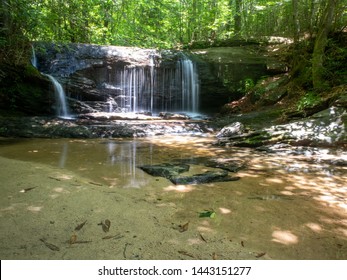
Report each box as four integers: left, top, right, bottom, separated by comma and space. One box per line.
292, 0, 300, 43
234, 0, 242, 36
312, 0, 339, 90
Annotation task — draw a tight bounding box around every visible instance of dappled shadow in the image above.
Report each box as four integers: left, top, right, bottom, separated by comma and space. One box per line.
0, 136, 346, 259
150, 138, 347, 259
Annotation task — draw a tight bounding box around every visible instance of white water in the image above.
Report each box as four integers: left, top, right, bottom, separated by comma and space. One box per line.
31, 45, 37, 68
31, 45, 72, 119
179, 55, 199, 113
45, 74, 71, 119
118, 53, 199, 114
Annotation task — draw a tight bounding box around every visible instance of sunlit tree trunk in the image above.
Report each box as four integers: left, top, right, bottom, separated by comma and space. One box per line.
312, 0, 338, 90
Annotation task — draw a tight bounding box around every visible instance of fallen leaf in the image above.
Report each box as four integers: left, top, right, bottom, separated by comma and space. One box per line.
199, 233, 207, 242
256, 252, 266, 258
179, 222, 189, 232
98, 221, 109, 232
75, 220, 87, 231
178, 250, 195, 258
69, 233, 77, 244
40, 238, 60, 251
104, 219, 111, 230
89, 181, 102, 186
199, 210, 216, 218
19, 187, 37, 193
102, 234, 123, 240
48, 176, 61, 181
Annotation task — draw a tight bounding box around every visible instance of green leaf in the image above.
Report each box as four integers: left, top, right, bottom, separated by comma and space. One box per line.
199, 210, 216, 218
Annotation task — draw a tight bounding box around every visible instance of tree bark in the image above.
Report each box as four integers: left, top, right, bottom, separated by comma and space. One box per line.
312, 0, 338, 90
292, 0, 300, 43
234, 0, 242, 37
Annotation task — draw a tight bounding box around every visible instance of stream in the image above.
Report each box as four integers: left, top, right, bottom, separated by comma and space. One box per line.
0, 135, 346, 259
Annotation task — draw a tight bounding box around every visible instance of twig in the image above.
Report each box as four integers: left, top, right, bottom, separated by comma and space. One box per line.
123, 243, 129, 259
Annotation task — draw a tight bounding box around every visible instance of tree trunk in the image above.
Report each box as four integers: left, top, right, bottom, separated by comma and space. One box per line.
312, 0, 338, 90
234, 0, 242, 37
292, 0, 299, 43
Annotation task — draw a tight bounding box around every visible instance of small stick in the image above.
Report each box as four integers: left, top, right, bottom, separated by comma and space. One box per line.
123, 243, 129, 259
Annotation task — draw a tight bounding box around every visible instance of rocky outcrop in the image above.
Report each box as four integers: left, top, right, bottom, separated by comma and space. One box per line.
0, 64, 53, 115
0, 114, 212, 138
34, 43, 285, 115
193, 47, 288, 110
216, 106, 347, 147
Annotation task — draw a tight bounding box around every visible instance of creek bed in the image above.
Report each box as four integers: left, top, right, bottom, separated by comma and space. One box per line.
0, 136, 346, 259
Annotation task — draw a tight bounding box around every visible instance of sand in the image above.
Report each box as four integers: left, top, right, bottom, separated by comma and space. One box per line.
0, 137, 346, 260
0, 156, 255, 260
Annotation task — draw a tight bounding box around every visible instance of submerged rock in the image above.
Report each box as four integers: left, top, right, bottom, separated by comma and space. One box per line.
170, 170, 240, 185
138, 162, 241, 185
204, 160, 245, 172
174, 157, 245, 172
138, 163, 190, 179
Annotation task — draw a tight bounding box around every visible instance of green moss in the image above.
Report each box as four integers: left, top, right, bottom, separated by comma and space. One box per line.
297, 91, 322, 111
236, 131, 271, 147
0, 63, 52, 115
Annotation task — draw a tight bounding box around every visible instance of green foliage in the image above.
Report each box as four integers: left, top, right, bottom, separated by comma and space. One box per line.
323, 36, 347, 86
245, 78, 255, 91
297, 91, 322, 111
1, 0, 344, 49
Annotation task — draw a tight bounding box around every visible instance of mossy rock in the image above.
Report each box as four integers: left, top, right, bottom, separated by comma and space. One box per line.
0, 63, 53, 115
234, 131, 272, 147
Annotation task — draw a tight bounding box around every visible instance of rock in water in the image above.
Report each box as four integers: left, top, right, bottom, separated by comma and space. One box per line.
138, 163, 190, 179
170, 170, 240, 185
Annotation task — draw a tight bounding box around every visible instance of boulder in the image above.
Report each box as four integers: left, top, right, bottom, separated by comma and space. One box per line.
216, 106, 347, 147
216, 122, 245, 138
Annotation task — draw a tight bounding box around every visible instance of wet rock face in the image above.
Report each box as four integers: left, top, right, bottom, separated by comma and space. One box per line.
35, 43, 283, 115
0, 115, 213, 138
193, 47, 288, 111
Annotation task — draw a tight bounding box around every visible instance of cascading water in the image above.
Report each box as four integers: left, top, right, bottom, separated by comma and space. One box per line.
179, 54, 199, 113
31, 45, 72, 119
44, 74, 71, 118
31, 45, 37, 68
116, 53, 199, 114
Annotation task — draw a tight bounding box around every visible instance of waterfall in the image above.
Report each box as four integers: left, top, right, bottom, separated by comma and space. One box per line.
31, 45, 72, 119
117, 53, 199, 114
31, 45, 37, 68
180, 55, 199, 113
45, 74, 71, 119
149, 54, 155, 112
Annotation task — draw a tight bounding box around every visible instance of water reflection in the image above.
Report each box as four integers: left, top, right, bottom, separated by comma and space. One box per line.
0, 136, 346, 259
59, 142, 69, 168
0, 139, 160, 188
